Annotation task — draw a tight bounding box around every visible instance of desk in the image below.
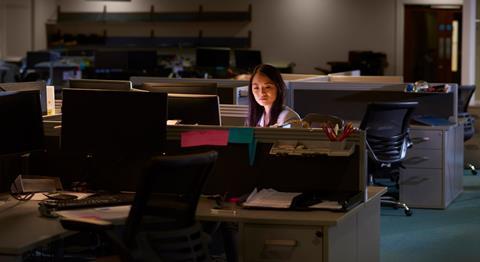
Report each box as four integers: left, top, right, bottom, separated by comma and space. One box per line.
0, 187, 385, 262
0, 197, 72, 261
198, 186, 386, 262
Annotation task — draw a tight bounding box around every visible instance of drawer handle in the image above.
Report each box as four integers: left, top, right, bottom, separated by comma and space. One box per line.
264, 239, 298, 247
411, 137, 430, 144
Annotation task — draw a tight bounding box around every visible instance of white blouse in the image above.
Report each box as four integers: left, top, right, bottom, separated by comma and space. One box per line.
257, 106, 301, 127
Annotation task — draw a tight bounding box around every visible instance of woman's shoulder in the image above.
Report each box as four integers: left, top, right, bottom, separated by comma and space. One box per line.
277, 106, 301, 125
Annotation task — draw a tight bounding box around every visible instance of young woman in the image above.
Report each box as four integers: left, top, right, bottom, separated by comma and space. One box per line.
247, 64, 300, 127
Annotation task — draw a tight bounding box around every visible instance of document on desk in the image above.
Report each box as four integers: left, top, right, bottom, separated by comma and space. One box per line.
56, 205, 131, 221
243, 188, 343, 210
243, 188, 300, 209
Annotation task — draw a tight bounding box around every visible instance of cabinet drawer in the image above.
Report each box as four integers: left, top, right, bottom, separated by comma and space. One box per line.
399, 168, 443, 208
403, 149, 442, 169
242, 224, 323, 262
409, 130, 443, 149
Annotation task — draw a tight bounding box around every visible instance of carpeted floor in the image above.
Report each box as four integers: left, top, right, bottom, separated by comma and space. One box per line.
380, 173, 480, 262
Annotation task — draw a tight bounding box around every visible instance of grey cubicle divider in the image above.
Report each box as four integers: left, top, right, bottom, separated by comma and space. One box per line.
41, 119, 367, 202
130, 76, 249, 104
165, 125, 367, 201
288, 81, 458, 122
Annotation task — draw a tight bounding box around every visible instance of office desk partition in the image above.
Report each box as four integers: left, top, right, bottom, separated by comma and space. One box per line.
130, 76, 249, 104
164, 125, 367, 199
288, 81, 463, 209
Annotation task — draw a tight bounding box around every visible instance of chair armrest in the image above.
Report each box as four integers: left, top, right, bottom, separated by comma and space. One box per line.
60, 217, 114, 231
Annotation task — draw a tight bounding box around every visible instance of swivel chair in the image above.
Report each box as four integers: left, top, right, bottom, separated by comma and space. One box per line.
302, 113, 344, 129
360, 102, 417, 216
458, 85, 477, 174
61, 151, 218, 262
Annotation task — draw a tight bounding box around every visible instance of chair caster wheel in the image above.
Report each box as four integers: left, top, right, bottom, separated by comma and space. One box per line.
405, 209, 412, 216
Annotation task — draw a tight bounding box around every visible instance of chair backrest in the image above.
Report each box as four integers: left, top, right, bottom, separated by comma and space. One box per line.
302, 113, 344, 129
360, 102, 417, 163
124, 151, 218, 245
458, 85, 476, 113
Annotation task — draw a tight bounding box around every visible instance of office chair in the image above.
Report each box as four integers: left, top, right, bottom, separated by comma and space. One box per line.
302, 113, 344, 129
458, 85, 477, 174
61, 151, 218, 262
360, 102, 417, 216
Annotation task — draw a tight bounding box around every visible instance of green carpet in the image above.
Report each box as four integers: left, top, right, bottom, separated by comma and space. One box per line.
381, 173, 480, 262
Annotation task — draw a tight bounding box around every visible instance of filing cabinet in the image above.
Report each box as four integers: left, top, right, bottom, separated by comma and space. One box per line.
399, 125, 463, 208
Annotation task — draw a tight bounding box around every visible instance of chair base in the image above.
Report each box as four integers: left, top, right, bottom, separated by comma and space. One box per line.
381, 196, 412, 216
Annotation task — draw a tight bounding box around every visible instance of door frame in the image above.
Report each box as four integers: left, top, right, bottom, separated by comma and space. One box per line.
395, 0, 475, 85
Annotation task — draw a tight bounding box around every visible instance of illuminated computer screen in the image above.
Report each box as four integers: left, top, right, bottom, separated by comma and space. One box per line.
168, 94, 221, 125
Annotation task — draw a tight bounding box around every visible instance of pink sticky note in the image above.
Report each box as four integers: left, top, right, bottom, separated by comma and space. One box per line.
181, 130, 229, 147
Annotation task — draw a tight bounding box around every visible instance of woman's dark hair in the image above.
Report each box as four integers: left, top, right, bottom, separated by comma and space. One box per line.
247, 64, 285, 127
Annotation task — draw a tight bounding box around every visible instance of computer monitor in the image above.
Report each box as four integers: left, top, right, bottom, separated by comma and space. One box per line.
26, 51, 52, 69
94, 50, 129, 70
128, 50, 157, 71
196, 48, 231, 68
0, 81, 47, 114
141, 82, 217, 95
61, 88, 167, 154
69, 79, 132, 91
0, 90, 44, 156
168, 94, 221, 125
234, 49, 262, 72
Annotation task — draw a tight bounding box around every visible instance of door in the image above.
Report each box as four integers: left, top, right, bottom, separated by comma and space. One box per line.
404, 5, 462, 83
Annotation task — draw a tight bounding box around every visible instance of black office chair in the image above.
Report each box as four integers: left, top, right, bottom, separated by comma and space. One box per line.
360, 102, 417, 216
302, 113, 344, 129
61, 151, 218, 262
458, 85, 477, 174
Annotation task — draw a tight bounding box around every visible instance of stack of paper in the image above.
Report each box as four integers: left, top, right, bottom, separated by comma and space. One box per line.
243, 188, 300, 209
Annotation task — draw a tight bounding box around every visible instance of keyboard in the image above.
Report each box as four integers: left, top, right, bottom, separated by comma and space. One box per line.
38, 193, 135, 217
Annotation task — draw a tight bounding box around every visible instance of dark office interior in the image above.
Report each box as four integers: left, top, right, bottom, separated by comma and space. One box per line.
0, 0, 479, 261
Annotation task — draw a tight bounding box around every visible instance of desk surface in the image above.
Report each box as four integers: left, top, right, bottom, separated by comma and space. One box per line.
197, 186, 385, 226
0, 186, 385, 256
0, 197, 72, 255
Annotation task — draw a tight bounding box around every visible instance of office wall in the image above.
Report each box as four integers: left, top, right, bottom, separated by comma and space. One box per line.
2, 0, 470, 76
0, 0, 32, 59
0, 0, 4, 58
47, 0, 397, 74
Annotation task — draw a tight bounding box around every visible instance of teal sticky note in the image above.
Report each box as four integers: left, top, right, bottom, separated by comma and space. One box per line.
248, 140, 257, 166
228, 128, 254, 144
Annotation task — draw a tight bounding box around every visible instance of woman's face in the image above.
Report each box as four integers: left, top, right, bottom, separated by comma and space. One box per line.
252, 72, 277, 108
